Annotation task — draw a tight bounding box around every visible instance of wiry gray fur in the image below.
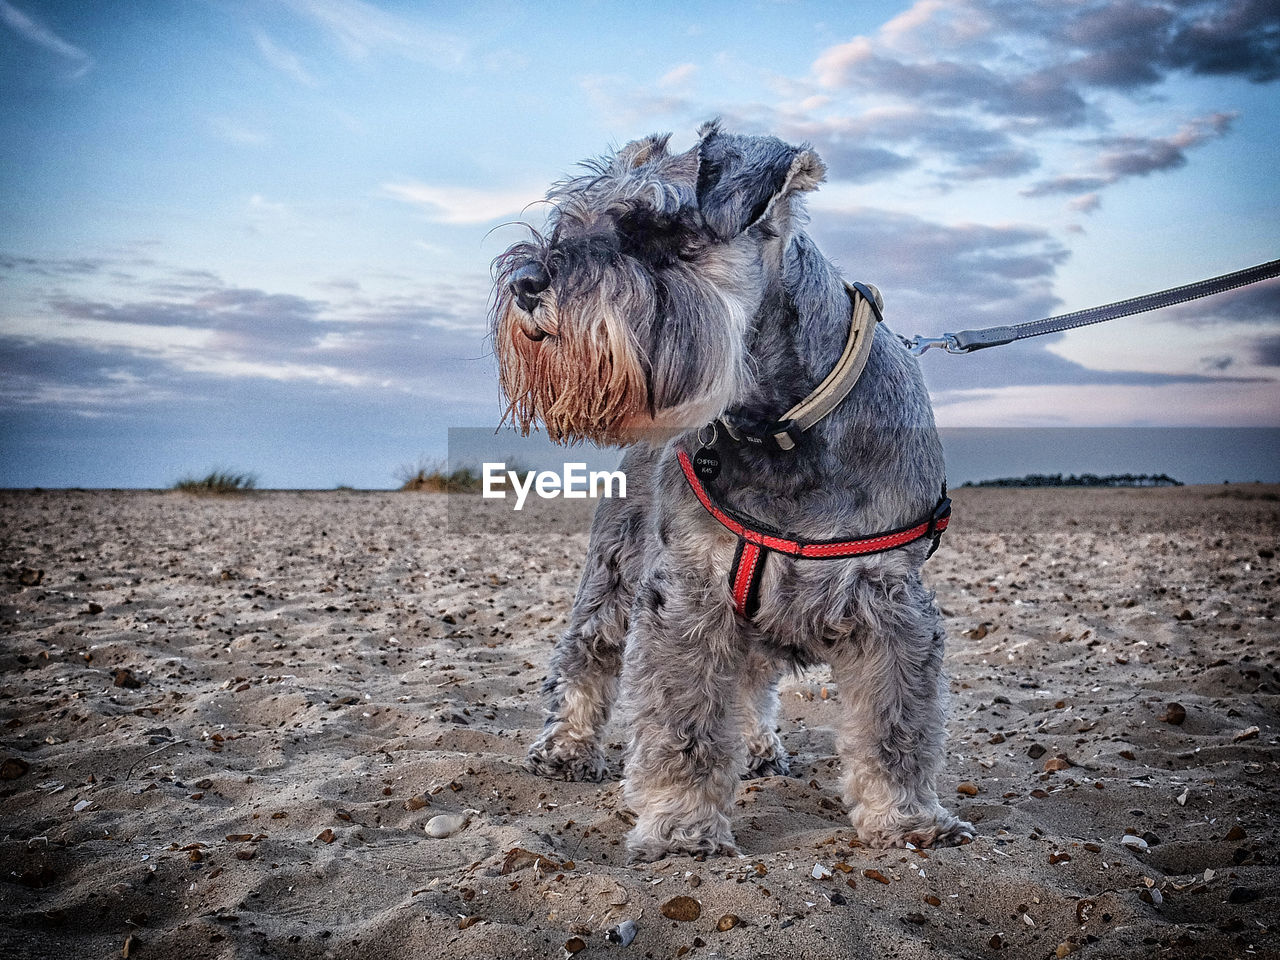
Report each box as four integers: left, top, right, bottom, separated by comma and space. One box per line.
499, 122, 974, 861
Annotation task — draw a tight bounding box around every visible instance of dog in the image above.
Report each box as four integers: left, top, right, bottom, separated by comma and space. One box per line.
491, 121, 974, 862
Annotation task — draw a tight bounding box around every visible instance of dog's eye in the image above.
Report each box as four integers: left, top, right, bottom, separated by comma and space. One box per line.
617, 210, 673, 238
616, 211, 696, 265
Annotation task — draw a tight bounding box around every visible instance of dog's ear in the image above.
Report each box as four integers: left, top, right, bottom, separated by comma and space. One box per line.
614, 133, 673, 171
695, 123, 826, 240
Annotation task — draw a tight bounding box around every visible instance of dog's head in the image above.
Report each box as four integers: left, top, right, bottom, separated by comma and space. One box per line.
491, 122, 825, 445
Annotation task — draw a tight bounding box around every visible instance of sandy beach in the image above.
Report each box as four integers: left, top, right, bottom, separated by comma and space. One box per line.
1, 484, 1276, 960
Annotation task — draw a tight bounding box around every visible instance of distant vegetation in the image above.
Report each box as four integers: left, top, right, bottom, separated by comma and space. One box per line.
173, 470, 258, 494
396, 458, 482, 493
960, 472, 1182, 488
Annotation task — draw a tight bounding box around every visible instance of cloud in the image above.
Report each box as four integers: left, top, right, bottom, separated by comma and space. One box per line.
947, 147, 1040, 182
0, 252, 105, 277
566, 2, 1273, 205
577, 4, 1265, 200
920, 337, 1266, 392
1020, 175, 1110, 198
1055, 2, 1177, 89
34, 285, 476, 391
930, 380, 1279, 427
1097, 112, 1236, 177
1150, 276, 1280, 328
808, 204, 1068, 327
0, 256, 496, 420
799, 2, 1275, 198
878, 0, 997, 56
0, 0, 93, 78
580, 74, 693, 127
1068, 193, 1101, 214
255, 32, 320, 86
381, 181, 542, 224
1161, 0, 1280, 84
209, 117, 269, 146
970, 0, 1279, 88
276, 0, 466, 67
659, 63, 697, 88
814, 43, 1089, 129
1202, 353, 1235, 371
808, 142, 916, 183
1022, 113, 1235, 197
1255, 334, 1280, 365
802, 203, 1271, 403
0, 338, 175, 417
249, 193, 285, 211
689, 105, 1036, 190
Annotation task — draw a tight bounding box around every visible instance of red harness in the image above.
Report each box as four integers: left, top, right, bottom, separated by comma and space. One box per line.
676, 449, 952, 618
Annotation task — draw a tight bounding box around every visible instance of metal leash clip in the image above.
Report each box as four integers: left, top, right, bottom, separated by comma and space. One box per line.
903, 334, 965, 356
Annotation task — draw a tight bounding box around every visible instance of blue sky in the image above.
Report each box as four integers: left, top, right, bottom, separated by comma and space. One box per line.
1, 0, 1277, 488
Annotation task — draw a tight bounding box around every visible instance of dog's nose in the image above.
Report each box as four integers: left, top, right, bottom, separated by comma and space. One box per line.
511, 262, 551, 313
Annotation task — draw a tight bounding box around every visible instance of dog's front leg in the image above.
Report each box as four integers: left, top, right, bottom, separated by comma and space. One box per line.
831, 574, 974, 849
526, 501, 636, 782
525, 616, 620, 782
621, 568, 746, 862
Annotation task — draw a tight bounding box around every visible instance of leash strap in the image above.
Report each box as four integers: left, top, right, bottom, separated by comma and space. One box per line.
676, 449, 951, 618
720, 281, 882, 451
907, 258, 1280, 355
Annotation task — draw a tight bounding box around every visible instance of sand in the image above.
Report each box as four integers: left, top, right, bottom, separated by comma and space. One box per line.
1, 485, 1276, 960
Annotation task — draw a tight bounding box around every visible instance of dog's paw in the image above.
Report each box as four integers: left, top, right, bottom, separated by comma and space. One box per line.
911, 815, 975, 848
625, 807, 739, 863
852, 807, 975, 849
743, 748, 791, 779
525, 734, 610, 782
742, 729, 790, 779
626, 830, 739, 863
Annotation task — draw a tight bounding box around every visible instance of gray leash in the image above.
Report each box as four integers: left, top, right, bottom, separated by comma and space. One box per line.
904, 258, 1280, 355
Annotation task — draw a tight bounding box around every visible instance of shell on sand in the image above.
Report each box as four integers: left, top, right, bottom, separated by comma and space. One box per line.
424, 812, 475, 838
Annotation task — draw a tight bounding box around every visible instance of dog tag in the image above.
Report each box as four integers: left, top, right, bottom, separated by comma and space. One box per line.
693, 446, 721, 482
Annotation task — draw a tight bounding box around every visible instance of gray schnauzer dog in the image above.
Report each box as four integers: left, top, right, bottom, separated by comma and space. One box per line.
491, 121, 974, 862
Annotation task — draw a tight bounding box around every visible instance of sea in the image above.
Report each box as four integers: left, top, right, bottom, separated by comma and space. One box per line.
937, 427, 1280, 486
449, 427, 1280, 488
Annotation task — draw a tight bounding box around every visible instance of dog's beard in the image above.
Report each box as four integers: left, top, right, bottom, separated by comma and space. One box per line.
495, 275, 654, 445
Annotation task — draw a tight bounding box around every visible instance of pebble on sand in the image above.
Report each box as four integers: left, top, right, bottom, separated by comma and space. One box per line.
660, 896, 701, 922
1159, 702, 1187, 725
113, 669, 142, 689
1, 757, 29, 780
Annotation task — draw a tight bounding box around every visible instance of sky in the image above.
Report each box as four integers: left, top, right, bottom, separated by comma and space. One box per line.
1, 0, 1277, 488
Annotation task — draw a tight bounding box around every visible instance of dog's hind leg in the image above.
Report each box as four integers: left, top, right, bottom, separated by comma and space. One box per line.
525, 496, 640, 783
739, 646, 790, 778
830, 574, 974, 849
